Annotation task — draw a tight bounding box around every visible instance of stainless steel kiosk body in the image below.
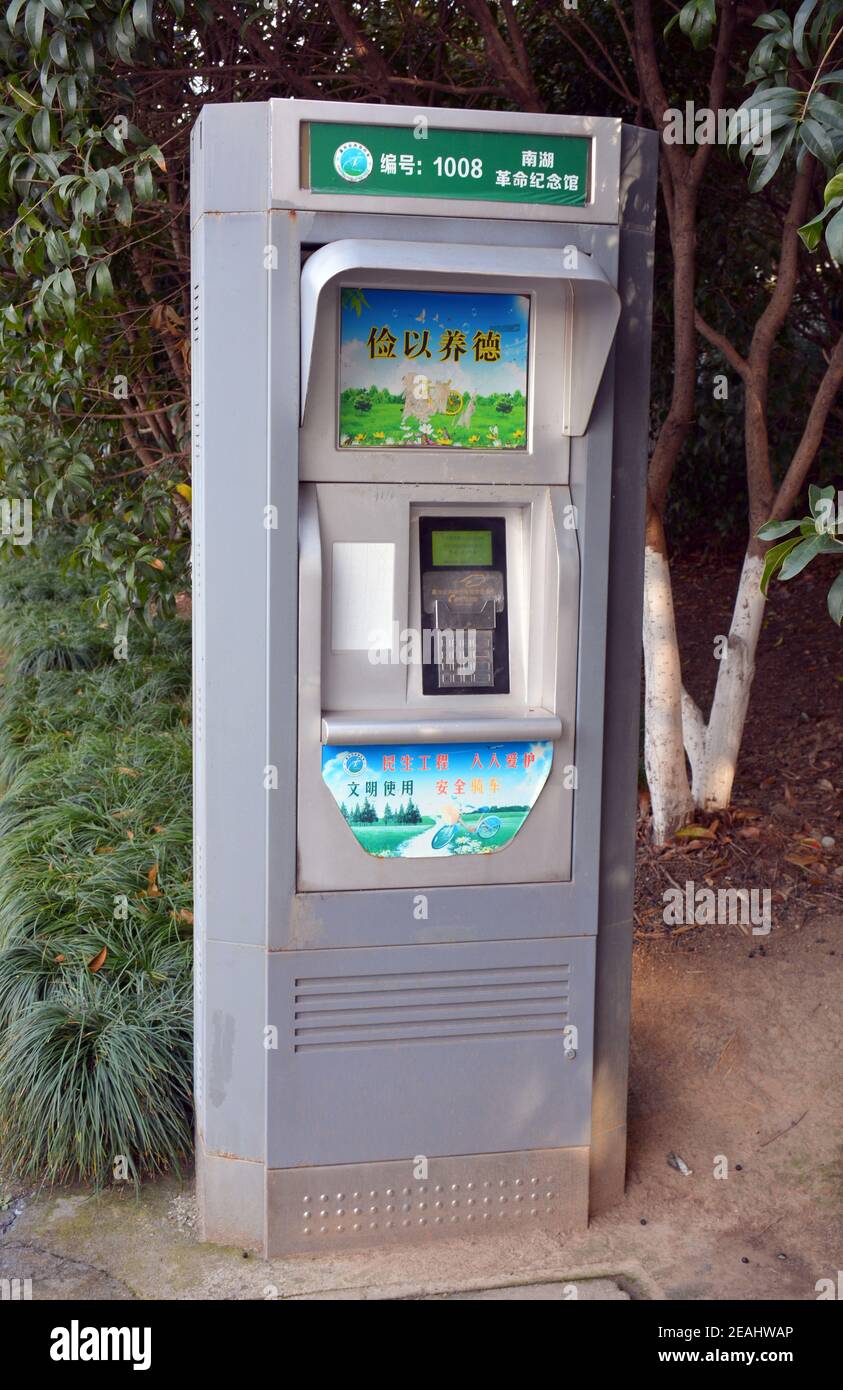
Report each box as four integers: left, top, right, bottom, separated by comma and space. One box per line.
190, 99, 657, 1255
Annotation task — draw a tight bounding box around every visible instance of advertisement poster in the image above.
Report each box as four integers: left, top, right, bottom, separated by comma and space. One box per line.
339, 288, 529, 449
322, 741, 552, 858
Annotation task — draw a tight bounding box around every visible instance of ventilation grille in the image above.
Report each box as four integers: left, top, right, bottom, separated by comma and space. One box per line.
294, 964, 570, 1051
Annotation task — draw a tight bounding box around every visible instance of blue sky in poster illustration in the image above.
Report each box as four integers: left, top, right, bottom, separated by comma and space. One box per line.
340, 289, 529, 400
322, 741, 552, 821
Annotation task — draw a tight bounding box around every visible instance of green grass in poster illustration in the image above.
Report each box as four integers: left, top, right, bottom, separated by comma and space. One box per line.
339, 391, 527, 450
348, 808, 528, 857
351, 820, 435, 855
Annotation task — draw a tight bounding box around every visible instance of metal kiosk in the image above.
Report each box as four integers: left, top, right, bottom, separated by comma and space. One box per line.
190, 99, 657, 1256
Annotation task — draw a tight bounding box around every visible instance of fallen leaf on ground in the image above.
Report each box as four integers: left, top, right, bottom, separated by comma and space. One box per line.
88, 946, 107, 973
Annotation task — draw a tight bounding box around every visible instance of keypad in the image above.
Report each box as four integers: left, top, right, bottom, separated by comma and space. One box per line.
437, 629, 494, 688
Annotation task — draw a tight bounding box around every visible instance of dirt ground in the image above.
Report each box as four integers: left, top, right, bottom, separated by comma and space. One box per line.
636, 549, 843, 937
624, 916, 843, 1299
1, 549, 840, 1300
2, 911, 839, 1300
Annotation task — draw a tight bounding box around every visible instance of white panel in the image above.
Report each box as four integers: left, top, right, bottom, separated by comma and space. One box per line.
331, 541, 395, 652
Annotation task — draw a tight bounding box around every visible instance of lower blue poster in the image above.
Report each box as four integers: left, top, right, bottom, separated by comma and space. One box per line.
321, 741, 552, 858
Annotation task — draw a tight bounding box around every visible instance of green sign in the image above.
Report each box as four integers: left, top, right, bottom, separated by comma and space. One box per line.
306, 122, 590, 208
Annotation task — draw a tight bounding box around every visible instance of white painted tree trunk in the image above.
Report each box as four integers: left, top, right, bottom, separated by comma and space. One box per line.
642, 541, 694, 843
680, 684, 707, 803
694, 553, 766, 810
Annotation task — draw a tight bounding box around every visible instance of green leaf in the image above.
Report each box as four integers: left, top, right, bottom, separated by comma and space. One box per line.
779, 532, 826, 580
44, 227, 67, 264
808, 483, 836, 518
42, 0, 63, 15
21, 205, 46, 232
800, 117, 836, 168
757, 517, 802, 541
736, 87, 800, 126
827, 571, 843, 625
753, 31, 784, 70
826, 205, 843, 263
41, 70, 60, 105
77, 36, 95, 74
94, 261, 114, 298
24, 0, 45, 52
104, 122, 125, 153
748, 125, 795, 192
760, 536, 801, 595
7, 82, 39, 112
793, 0, 819, 64
31, 106, 50, 152
807, 92, 843, 126
753, 13, 788, 32
132, 0, 154, 40
59, 74, 77, 112
48, 28, 68, 65
52, 172, 77, 196
78, 180, 97, 216
678, 0, 717, 51
798, 199, 839, 250
6, 0, 26, 32
134, 161, 154, 201
824, 170, 843, 206
115, 184, 132, 226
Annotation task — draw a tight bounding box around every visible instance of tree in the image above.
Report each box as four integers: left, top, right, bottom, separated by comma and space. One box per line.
633, 0, 843, 836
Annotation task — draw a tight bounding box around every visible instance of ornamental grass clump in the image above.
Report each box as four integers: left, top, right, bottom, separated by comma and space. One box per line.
0, 538, 193, 1185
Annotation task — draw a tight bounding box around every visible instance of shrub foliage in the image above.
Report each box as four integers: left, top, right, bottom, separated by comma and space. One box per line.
0, 535, 192, 1184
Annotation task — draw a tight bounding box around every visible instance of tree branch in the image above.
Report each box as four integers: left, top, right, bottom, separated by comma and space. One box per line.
550, 15, 637, 107
772, 332, 843, 520
694, 309, 749, 380
571, 12, 638, 107
749, 158, 815, 365
690, 0, 738, 186
325, 0, 398, 100
460, 0, 544, 110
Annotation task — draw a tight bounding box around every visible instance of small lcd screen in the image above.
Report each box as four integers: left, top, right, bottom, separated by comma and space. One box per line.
431, 530, 492, 568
